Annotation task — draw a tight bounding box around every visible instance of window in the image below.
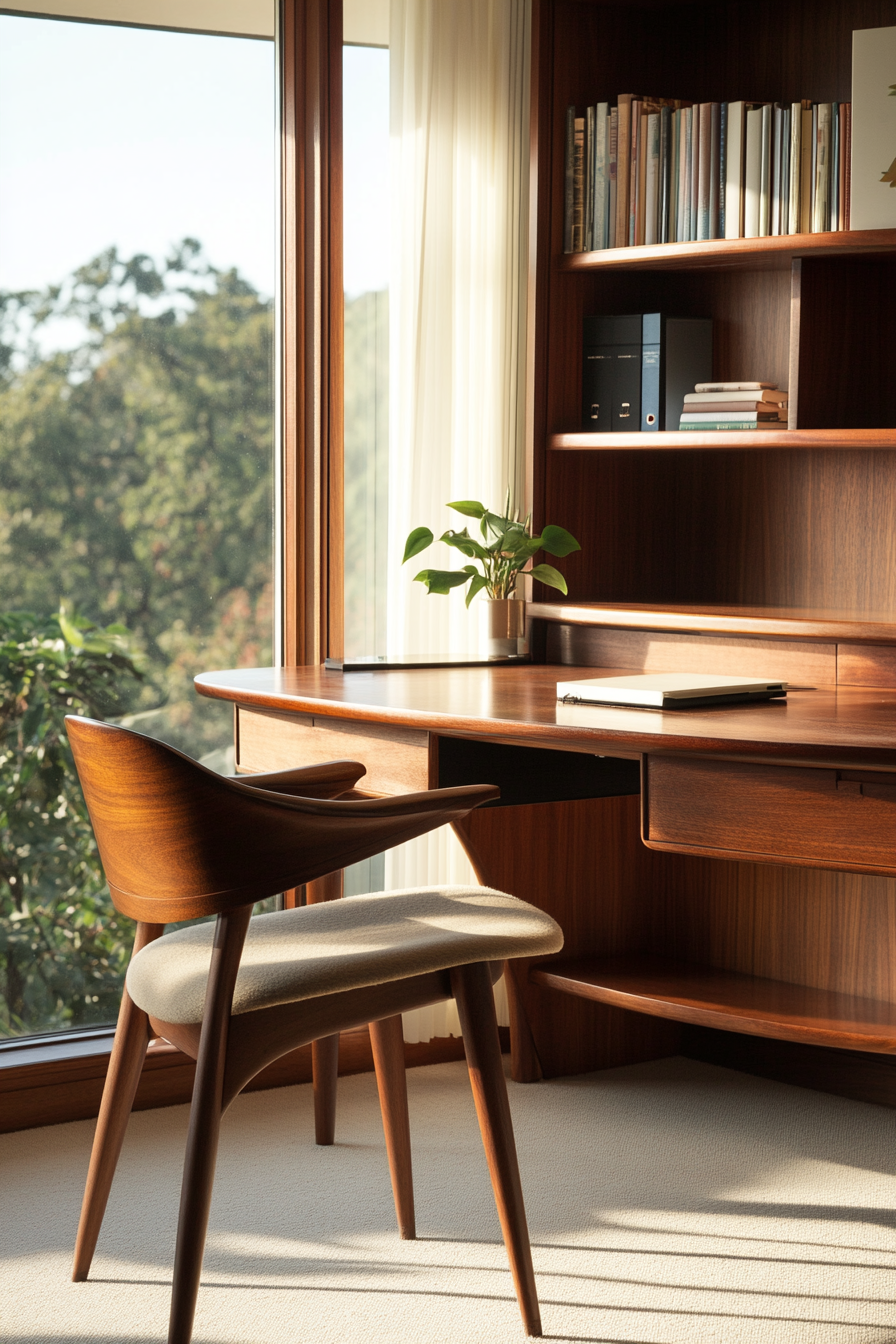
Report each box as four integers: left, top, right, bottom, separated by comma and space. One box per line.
0, 10, 276, 1038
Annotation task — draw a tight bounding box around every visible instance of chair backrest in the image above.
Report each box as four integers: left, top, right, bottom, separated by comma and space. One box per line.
66, 716, 498, 923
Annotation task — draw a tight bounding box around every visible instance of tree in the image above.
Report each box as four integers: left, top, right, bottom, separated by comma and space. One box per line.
0, 611, 141, 1035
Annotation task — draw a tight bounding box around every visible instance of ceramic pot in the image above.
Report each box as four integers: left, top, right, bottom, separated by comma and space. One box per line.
487, 598, 528, 659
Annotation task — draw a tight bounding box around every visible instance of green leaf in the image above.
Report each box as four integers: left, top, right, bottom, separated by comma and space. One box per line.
57, 610, 85, 648
539, 524, 581, 557
412, 568, 472, 595
447, 500, 486, 519
464, 573, 488, 607
440, 528, 490, 560
528, 563, 568, 595
402, 526, 434, 563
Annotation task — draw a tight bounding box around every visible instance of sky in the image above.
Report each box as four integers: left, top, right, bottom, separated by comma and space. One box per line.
0, 15, 391, 319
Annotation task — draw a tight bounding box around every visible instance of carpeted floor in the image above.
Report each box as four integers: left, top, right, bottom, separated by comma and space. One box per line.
1, 1055, 894, 1343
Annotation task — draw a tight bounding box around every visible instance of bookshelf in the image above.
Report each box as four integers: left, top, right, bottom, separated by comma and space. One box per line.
523, 0, 896, 1101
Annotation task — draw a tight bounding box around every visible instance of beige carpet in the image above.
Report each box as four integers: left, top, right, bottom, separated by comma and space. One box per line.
1, 1055, 894, 1343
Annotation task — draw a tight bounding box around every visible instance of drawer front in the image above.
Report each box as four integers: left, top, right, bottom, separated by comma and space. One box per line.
236, 707, 430, 795
644, 756, 896, 874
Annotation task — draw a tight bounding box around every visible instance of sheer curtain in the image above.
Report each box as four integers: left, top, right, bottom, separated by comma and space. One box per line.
385, 0, 530, 1040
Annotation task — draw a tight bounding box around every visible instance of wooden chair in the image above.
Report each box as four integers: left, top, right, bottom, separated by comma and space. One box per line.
66, 716, 563, 1343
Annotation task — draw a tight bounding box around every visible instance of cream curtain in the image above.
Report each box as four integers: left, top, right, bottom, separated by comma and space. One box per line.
384, 0, 531, 1041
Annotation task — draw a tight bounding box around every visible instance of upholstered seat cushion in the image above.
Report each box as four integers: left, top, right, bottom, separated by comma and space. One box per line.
126, 884, 563, 1025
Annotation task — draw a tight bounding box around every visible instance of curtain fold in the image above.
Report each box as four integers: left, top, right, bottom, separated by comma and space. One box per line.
384, 0, 530, 1041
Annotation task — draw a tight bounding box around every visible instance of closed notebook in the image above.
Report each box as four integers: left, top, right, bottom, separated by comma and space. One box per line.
557, 672, 787, 709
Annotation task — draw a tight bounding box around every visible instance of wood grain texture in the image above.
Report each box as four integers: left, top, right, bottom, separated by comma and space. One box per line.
530, 954, 896, 1051
454, 797, 680, 1079
529, 601, 896, 644
644, 755, 896, 875
557, 229, 896, 274
369, 1015, 416, 1240
197, 665, 896, 772
236, 706, 430, 794
544, 625, 835, 682
548, 430, 896, 449
838, 644, 896, 688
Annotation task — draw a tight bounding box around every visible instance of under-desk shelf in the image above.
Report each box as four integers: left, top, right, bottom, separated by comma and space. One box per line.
550, 429, 896, 452
557, 229, 896, 274
530, 955, 896, 1053
526, 601, 896, 644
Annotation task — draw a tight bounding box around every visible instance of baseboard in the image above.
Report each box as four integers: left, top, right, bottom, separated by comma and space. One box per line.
0, 1028, 501, 1134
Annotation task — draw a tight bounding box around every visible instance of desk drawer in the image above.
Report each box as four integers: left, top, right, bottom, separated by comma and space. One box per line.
643, 756, 896, 875
236, 708, 430, 795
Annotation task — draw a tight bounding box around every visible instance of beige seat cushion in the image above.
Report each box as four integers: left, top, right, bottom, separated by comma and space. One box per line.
126, 885, 563, 1025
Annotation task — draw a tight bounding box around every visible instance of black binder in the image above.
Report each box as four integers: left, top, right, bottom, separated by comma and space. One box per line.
582, 312, 712, 432
581, 313, 642, 432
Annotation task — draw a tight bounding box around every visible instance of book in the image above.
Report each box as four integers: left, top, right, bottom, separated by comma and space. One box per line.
814, 102, 831, 233
645, 112, 661, 244
615, 94, 634, 246
678, 418, 783, 429
608, 107, 618, 244
771, 103, 783, 235
557, 671, 788, 709
709, 101, 721, 238
572, 115, 585, 251
629, 99, 642, 244
563, 106, 576, 253
830, 101, 840, 231
800, 103, 814, 233
759, 102, 772, 236
697, 102, 712, 239
851, 25, 896, 230
788, 102, 802, 234
592, 102, 610, 250
659, 105, 672, 243
695, 381, 777, 391
744, 104, 764, 236
682, 402, 785, 415
719, 102, 728, 237
684, 388, 788, 403
725, 101, 746, 238
584, 104, 595, 250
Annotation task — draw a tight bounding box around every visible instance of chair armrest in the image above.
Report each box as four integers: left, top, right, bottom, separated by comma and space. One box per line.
234, 760, 366, 799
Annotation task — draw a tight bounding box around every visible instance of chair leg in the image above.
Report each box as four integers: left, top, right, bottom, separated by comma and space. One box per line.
306, 871, 344, 1146
312, 1034, 340, 1144
369, 1014, 415, 1239
450, 962, 542, 1338
72, 920, 164, 1282
168, 905, 252, 1344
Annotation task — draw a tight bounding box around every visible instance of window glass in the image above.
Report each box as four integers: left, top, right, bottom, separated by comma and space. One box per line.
0, 15, 276, 1037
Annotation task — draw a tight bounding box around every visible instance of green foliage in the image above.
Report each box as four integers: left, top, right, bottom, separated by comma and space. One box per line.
402, 493, 581, 602
0, 610, 141, 1037
0, 241, 273, 759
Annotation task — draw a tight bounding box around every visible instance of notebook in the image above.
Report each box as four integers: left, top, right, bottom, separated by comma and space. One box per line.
556, 671, 788, 710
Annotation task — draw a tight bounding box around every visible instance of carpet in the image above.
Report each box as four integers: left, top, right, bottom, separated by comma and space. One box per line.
1, 1055, 894, 1343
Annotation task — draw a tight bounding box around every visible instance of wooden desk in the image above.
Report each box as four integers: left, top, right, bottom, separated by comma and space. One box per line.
196, 665, 896, 1101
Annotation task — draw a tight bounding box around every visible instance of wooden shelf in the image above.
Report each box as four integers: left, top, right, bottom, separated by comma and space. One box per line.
526, 602, 896, 644
557, 229, 896, 274
529, 955, 896, 1053
549, 428, 896, 452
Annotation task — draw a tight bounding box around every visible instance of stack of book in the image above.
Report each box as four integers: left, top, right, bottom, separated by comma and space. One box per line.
678, 382, 789, 431
564, 97, 851, 252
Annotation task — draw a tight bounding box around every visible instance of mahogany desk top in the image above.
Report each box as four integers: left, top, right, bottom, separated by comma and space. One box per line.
196, 663, 896, 772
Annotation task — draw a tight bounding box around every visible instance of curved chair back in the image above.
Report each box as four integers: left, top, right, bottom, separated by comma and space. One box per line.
66, 716, 498, 923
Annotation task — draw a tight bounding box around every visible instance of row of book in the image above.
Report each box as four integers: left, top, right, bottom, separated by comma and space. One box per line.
564, 97, 852, 253
679, 382, 788, 431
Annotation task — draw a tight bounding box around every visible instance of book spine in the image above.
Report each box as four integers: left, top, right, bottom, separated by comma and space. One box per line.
659, 105, 671, 243
814, 102, 830, 233
584, 105, 595, 250
638, 109, 649, 244
608, 107, 618, 246
684, 105, 695, 241
725, 101, 744, 239
744, 106, 762, 237
563, 105, 575, 254
671, 108, 681, 242
781, 106, 791, 234
788, 102, 801, 234
644, 112, 660, 245
592, 102, 608, 249
709, 102, 721, 238
629, 100, 641, 245
831, 102, 840, 231
697, 102, 711, 240
572, 116, 585, 251
771, 104, 782, 235
718, 102, 727, 238
799, 105, 813, 234
844, 102, 851, 229
810, 102, 818, 230
759, 103, 771, 236
615, 94, 633, 247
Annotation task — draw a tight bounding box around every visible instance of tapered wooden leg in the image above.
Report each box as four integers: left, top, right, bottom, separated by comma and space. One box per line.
168, 905, 252, 1344
369, 1014, 415, 1239
306, 872, 343, 1145
451, 962, 542, 1338
312, 1034, 340, 1144
72, 921, 165, 1282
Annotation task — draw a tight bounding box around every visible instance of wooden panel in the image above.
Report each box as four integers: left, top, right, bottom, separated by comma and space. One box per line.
645, 755, 896, 875
545, 624, 834, 682
531, 600, 896, 644
453, 796, 680, 1080
236, 707, 429, 794
530, 954, 896, 1051
838, 644, 896, 688
557, 229, 896, 274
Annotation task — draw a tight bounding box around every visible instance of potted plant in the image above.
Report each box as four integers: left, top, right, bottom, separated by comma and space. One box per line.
402, 495, 580, 658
